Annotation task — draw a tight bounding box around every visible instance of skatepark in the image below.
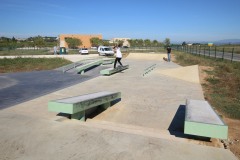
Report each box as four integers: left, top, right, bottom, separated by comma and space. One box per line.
0, 53, 237, 160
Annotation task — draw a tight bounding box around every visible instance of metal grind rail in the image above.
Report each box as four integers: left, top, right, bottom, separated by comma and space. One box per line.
142, 64, 156, 76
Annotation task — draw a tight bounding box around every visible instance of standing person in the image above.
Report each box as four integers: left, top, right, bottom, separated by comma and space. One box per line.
167, 46, 171, 62
114, 44, 123, 68
54, 46, 57, 55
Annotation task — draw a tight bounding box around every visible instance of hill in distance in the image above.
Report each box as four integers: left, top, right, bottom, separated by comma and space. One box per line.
214, 39, 240, 44
173, 39, 240, 45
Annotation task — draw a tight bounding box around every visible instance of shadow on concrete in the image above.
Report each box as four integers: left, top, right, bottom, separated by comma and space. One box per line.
57, 113, 71, 119
87, 98, 121, 119
111, 98, 121, 106
168, 105, 185, 133
81, 65, 101, 73
168, 105, 211, 142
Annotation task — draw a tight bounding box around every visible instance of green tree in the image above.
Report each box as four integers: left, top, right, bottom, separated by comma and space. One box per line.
65, 37, 82, 49
33, 36, 45, 49
164, 38, 171, 47
128, 39, 138, 47
137, 39, 144, 47
0, 37, 11, 48
127, 39, 133, 47
90, 37, 102, 47
10, 39, 17, 49
182, 41, 187, 46
144, 39, 151, 47
152, 40, 159, 47
102, 40, 110, 46
114, 40, 124, 47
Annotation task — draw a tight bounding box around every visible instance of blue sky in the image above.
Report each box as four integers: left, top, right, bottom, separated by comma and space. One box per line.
0, 0, 240, 42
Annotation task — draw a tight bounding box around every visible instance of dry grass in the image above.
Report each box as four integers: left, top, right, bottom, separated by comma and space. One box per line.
173, 51, 240, 119
173, 51, 240, 159
0, 57, 72, 73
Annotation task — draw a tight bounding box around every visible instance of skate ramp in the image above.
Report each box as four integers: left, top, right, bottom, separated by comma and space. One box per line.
127, 53, 166, 61
154, 65, 200, 84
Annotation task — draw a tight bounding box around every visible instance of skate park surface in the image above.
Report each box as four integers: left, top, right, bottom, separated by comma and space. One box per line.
0, 53, 237, 160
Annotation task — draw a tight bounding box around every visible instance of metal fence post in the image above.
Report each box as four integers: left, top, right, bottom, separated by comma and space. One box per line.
231, 48, 234, 62
204, 47, 205, 57
222, 48, 225, 60
209, 47, 211, 57
215, 47, 217, 59
199, 46, 201, 56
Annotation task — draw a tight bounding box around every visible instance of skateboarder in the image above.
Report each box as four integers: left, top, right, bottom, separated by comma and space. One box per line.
114, 44, 123, 68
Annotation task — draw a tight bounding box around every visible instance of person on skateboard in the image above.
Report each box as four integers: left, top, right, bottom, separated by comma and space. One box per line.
114, 44, 123, 68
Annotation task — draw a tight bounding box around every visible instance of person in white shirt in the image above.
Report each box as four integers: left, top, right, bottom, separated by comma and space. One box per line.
114, 44, 123, 68
54, 46, 57, 55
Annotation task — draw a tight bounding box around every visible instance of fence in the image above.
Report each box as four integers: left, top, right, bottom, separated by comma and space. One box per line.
172, 45, 240, 62
121, 47, 165, 53
0, 47, 52, 56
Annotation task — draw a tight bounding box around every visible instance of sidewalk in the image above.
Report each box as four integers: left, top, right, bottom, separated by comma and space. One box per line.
0, 53, 237, 160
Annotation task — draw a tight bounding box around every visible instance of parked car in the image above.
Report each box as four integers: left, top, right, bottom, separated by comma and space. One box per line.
79, 48, 88, 54
98, 46, 114, 56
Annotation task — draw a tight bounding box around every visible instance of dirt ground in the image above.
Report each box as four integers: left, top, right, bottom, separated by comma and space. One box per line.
171, 54, 240, 159
198, 65, 240, 159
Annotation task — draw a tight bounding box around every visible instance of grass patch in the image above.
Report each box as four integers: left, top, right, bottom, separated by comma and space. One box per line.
173, 51, 240, 119
0, 57, 72, 73
0, 49, 52, 56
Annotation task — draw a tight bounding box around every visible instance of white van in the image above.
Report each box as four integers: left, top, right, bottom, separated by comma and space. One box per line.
98, 46, 114, 56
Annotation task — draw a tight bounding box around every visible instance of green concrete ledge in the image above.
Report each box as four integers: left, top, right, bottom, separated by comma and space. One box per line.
48, 91, 121, 121
184, 121, 228, 139
100, 65, 129, 75
75, 60, 103, 74
184, 99, 228, 139
62, 59, 98, 73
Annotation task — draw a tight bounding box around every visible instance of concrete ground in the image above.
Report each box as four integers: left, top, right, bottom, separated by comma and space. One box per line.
0, 53, 237, 160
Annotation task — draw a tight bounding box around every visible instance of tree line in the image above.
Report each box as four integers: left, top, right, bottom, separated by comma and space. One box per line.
65, 37, 171, 49
0, 36, 171, 50
0, 36, 57, 50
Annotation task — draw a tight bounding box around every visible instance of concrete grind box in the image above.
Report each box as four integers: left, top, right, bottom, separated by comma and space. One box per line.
184, 99, 228, 139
